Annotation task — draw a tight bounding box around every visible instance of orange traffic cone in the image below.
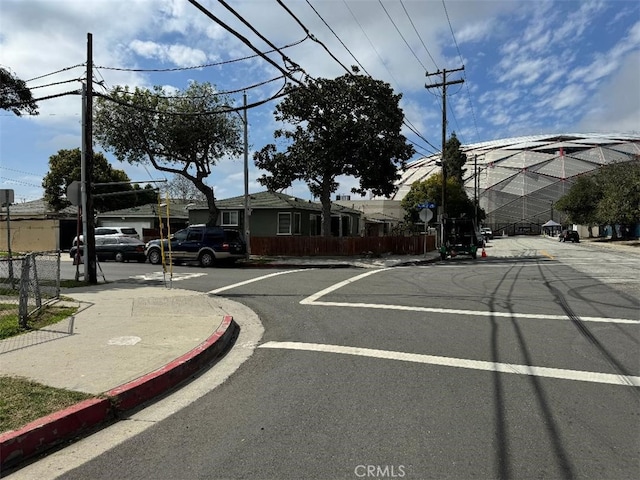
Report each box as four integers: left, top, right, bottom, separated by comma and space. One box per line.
481, 248, 487, 258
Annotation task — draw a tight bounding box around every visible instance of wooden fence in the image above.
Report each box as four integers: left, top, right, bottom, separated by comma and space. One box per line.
250, 235, 436, 257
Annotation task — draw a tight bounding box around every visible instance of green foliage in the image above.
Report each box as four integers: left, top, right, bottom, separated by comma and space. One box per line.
0, 67, 38, 116
444, 132, 467, 184
595, 160, 640, 226
554, 175, 602, 226
94, 82, 243, 225
254, 71, 415, 235
42, 148, 154, 212
555, 160, 640, 233
401, 173, 484, 226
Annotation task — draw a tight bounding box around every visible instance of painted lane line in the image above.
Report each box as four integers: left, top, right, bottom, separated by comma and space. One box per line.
302, 300, 639, 325
259, 341, 640, 387
208, 269, 310, 294
300, 268, 393, 304
300, 268, 638, 324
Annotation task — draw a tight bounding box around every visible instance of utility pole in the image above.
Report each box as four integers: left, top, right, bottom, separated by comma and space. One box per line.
85, 32, 97, 284
425, 66, 464, 238
242, 91, 251, 260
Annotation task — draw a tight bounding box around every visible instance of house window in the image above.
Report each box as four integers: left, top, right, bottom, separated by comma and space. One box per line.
278, 212, 291, 235
310, 214, 321, 236
222, 211, 239, 226
293, 212, 301, 235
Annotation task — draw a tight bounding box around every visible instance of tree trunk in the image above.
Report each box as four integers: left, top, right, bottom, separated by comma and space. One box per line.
192, 178, 217, 226
320, 189, 332, 237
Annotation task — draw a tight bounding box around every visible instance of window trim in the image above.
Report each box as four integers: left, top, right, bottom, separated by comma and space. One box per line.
221, 210, 239, 226
277, 212, 292, 235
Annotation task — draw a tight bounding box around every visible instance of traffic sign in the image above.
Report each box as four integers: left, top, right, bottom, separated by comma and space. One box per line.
417, 202, 436, 209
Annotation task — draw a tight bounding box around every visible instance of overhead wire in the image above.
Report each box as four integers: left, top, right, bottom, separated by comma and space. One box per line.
399, 0, 439, 70
93, 36, 309, 73
305, 0, 370, 75
277, 0, 352, 74
377, 0, 427, 71
442, 0, 480, 143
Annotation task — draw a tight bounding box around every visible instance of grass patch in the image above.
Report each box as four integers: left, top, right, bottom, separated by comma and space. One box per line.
0, 304, 78, 340
0, 376, 95, 433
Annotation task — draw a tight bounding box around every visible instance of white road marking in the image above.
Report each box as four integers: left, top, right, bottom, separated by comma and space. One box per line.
131, 272, 207, 281
259, 341, 640, 387
300, 269, 639, 324
208, 269, 310, 294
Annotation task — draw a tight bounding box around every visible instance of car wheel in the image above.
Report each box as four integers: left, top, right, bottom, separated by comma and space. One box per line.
115, 252, 125, 262
199, 252, 215, 267
148, 248, 162, 265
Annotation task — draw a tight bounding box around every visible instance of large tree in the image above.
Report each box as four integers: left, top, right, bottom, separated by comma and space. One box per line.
444, 132, 467, 184
0, 67, 38, 116
42, 148, 155, 212
401, 172, 482, 226
554, 174, 602, 237
254, 71, 415, 236
555, 160, 640, 239
595, 160, 640, 237
167, 174, 207, 203
93, 82, 243, 225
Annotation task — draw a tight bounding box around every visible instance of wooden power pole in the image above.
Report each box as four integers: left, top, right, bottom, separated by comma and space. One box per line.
85, 32, 97, 284
425, 66, 464, 225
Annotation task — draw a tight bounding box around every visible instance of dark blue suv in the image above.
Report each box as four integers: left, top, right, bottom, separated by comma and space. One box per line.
145, 225, 246, 267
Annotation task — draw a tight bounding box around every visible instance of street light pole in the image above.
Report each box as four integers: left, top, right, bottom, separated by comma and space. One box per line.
242, 91, 250, 260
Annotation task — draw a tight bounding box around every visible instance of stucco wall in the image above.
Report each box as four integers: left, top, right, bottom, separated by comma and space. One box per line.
0, 219, 60, 252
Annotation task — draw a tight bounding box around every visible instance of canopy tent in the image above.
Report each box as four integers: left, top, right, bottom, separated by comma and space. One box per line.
541, 220, 562, 228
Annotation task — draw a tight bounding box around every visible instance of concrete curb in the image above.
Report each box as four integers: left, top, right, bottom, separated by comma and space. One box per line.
0, 316, 239, 470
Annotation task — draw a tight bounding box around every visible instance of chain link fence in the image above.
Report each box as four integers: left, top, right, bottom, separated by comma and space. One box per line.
0, 251, 61, 329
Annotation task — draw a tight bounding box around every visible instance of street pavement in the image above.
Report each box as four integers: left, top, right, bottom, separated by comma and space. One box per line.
0, 249, 442, 470
1, 236, 635, 470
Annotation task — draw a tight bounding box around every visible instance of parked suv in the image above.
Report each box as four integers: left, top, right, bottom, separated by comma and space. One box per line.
559, 229, 580, 243
145, 225, 246, 267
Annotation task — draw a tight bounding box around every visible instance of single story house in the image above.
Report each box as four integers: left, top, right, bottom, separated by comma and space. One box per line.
188, 190, 363, 237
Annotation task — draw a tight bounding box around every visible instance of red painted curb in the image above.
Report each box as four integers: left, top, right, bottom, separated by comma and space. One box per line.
0, 316, 239, 471
107, 316, 238, 411
0, 398, 111, 468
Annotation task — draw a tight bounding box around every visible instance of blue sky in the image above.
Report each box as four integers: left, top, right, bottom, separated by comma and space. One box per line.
1, 0, 639, 204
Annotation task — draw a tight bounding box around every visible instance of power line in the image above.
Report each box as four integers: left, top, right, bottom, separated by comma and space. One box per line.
186, 0, 305, 85
93, 36, 309, 73
277, 0, 351, 75
441, 0, 480, 143
94, 80, 289, 116
399, 0, 438, 70
305, 0, 370, 75
377, 0, 427, 71
25, 64, 85, 83
2, 89, 81, 109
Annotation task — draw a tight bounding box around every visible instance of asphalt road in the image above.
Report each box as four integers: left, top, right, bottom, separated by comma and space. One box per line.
16, 237, 640, 479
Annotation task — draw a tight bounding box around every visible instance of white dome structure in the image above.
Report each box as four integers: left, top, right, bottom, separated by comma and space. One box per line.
392, 133, 640, 233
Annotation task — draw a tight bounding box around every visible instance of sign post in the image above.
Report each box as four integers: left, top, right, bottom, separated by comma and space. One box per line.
418, 203, 435, 256
1, 189, 15, 287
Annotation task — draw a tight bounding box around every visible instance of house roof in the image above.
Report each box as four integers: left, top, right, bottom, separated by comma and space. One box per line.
190, 190, 362, 215
1, 199, 77, 218
97, 201, 190, 220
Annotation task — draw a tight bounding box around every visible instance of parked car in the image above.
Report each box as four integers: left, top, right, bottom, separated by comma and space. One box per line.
480, 227, 493, 240
73, 226, 140, 246
70, 236, 147, 263
145, 225, 246, 267
559, 230, 580, 243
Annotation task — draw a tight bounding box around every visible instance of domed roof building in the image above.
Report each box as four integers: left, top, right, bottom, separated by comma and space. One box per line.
390, 133, 640, 234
